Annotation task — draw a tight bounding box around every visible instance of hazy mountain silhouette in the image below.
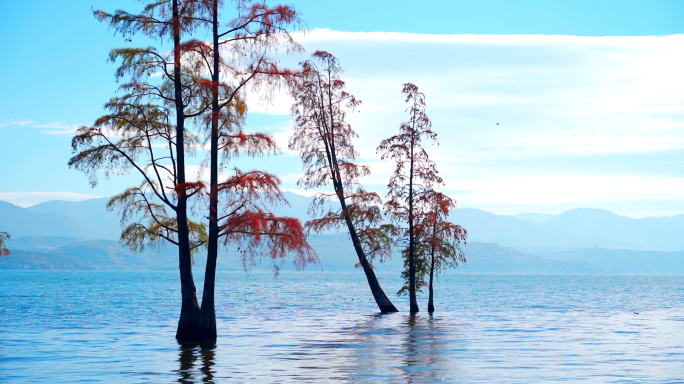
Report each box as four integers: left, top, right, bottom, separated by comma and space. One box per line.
509, 212, 555, 224
0, 199, 120, 240
514, 246, 684, 274
2, 192, 684, 257
2, 236, 607, 273
449, 208, 645, 250
542, 208, 684, 252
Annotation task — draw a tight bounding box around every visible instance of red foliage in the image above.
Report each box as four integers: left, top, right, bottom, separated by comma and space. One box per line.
414, 191, 467, 254
174, 181, 206, 197
220, 209, 316, 270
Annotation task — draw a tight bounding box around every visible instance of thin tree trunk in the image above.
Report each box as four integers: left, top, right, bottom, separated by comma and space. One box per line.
173, 0, 200, 343
408, 127, 418, 314
428, 219, 437, 313
197, 0, 220, 343
428, 248, 435, 313
338, 193, 398, 313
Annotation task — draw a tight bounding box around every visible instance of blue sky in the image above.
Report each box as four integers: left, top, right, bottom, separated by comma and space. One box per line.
1, 1, 683, 217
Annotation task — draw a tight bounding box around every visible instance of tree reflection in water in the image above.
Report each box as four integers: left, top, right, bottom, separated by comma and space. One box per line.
403, 314, 448, 383
176, 343, 216, 383
338, 313, 459, 382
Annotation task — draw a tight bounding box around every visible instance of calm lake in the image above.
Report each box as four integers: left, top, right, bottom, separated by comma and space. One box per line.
2, 270, 684, 383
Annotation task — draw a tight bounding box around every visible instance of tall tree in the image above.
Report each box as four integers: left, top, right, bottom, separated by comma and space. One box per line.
290, 51, 398, 313
73, 0, 208, 342
377, 83, 442, 314
0, 232, 10, 257
188, 0, 315, 342
414, 190, 467, 313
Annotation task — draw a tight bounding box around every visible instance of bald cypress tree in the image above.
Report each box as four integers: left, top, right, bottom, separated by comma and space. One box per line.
290, 51, 398, 313
414, 190, 467, 313
378, 83, 442, 314
72, 0, 209, 342
185, 0, 315, 342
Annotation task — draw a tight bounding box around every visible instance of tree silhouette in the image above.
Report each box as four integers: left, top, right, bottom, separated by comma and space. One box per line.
290, 51, 398, 313
0, 232, 10, 257
377, 83, 442, 314
188, 0, 314, 342
72, 0, 209, 342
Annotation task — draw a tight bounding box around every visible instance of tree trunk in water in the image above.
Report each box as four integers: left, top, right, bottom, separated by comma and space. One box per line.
173, 0, 200, 343
427, 250, 435, 313
176, 239, 200, 341
339, 193, 398, 313
197, 0, 220, 344
197, 251, 217, 343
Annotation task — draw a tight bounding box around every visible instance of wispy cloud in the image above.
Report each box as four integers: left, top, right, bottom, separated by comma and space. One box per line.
243, 30, 684, 216
0, 121, 33, 127
34, 122, 82, 135
0, 120, 82, 135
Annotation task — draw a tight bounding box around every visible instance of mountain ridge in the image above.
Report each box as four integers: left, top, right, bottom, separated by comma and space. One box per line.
2, 193, 684, 253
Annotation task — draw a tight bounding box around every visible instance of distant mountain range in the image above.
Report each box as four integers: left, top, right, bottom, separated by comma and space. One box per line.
6, 235, 684, 274
3, 192, 684, 251
451, 207, 684, 252
1, 192, 684, 273
1, 235, 610, 274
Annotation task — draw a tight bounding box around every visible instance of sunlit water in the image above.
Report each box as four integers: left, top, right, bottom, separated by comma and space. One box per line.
2, 271, 684, 383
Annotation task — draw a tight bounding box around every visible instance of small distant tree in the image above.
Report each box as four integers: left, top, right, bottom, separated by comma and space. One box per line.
0, 232, 10, 257
415, 190, 467, 313
188, 0, 315, 342
289, 51, 398, 313
377, 83, 442, 314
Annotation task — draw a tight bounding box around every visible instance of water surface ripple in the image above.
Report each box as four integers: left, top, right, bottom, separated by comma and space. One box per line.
2, 271, 684, 383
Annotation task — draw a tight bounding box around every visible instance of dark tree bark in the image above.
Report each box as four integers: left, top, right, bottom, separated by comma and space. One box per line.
172, 0, 200, 342
427, 244, 436, 313
191, 1, 312, 343
339, 192, 397, 313
197, 0, 221, 342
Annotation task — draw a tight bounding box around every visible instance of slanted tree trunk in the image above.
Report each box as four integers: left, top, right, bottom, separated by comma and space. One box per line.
339, 194, 398, 313
173, 0, 200, 342
326, 87, 397, 313
197, 0, 221, 343
290, 51, 398, 314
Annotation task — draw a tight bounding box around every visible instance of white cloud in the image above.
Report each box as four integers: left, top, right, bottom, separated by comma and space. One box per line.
242, 30, 684, 216
34, 122, 82, 135
0, 192, 105, 207
10, 31, 684, 216
0, 121, 33, 127
0, 120, 82, 135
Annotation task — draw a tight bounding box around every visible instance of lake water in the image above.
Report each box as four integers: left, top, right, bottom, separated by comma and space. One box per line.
2, 271, 684, 383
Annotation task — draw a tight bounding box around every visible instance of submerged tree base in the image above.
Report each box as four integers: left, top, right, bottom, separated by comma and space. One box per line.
196, 306, 217, 343
176, 303, 201, 343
